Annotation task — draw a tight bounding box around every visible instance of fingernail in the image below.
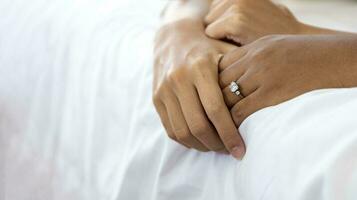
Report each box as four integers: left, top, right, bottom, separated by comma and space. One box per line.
231, 146, 245, 160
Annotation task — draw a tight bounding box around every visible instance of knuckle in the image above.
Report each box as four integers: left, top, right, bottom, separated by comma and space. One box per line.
190, 57, 210, 72
207, 101, 224, 117
166, 67, 186, 87
191, 130, 206, 139
152, 95, 160, 107
152, 89, 162, 106
175, 130, 192, 143
191, 122, 210, 138
152, 84, 165, 99
231, 105, 245, 125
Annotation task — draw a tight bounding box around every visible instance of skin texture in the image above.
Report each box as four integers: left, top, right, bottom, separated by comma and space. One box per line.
205, 0, 300, 45
219, 34, 357, 126
204, 0, 346, 45
153, 18, 246, 159
153, 0, 356, 159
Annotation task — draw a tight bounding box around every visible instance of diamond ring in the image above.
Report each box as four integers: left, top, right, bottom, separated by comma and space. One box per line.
229, 81, 241, 96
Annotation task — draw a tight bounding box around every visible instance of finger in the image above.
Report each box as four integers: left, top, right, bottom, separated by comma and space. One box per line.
174, 84, 226, 152
206, 5, 246, 44
193, 58, 246, 159
222, 73, 258, 107
214, 40, 237, 54
206, 13, 236, 39
219, 59, 246, 87
230, 88, 268, 126
205, 0, 231, 24
164, 93, 209, 152
219, 47, 248, 71
153, 98, 179, 143
222, 87, 244, 108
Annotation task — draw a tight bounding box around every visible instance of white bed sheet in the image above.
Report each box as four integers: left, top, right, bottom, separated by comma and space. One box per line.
0, 0, 357, 200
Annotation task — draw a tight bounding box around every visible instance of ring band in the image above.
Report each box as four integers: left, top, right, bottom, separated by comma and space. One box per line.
229, 81, 242, 97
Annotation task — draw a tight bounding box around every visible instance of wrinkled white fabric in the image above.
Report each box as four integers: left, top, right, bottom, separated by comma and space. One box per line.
0, 0, 357, 200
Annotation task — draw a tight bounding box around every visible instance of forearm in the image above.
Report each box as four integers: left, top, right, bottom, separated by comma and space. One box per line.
333, 35, 357, 88
299, 22, 353, 35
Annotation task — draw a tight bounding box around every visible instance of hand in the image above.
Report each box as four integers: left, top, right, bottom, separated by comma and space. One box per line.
153, 19, 245, 159
219, 35, 357, 126
204, 0, 301, 45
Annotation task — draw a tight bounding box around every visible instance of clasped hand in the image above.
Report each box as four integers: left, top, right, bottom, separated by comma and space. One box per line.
153, 0, 355, 159
153, 19, 244, 158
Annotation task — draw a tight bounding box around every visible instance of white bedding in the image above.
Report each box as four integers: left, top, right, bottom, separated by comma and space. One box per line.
1, 0, 357, 199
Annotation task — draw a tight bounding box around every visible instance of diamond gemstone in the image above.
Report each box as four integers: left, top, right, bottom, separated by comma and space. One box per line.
229, 82, 239, 92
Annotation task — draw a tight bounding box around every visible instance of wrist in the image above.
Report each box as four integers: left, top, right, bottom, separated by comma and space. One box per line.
335, 36, 357, 88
